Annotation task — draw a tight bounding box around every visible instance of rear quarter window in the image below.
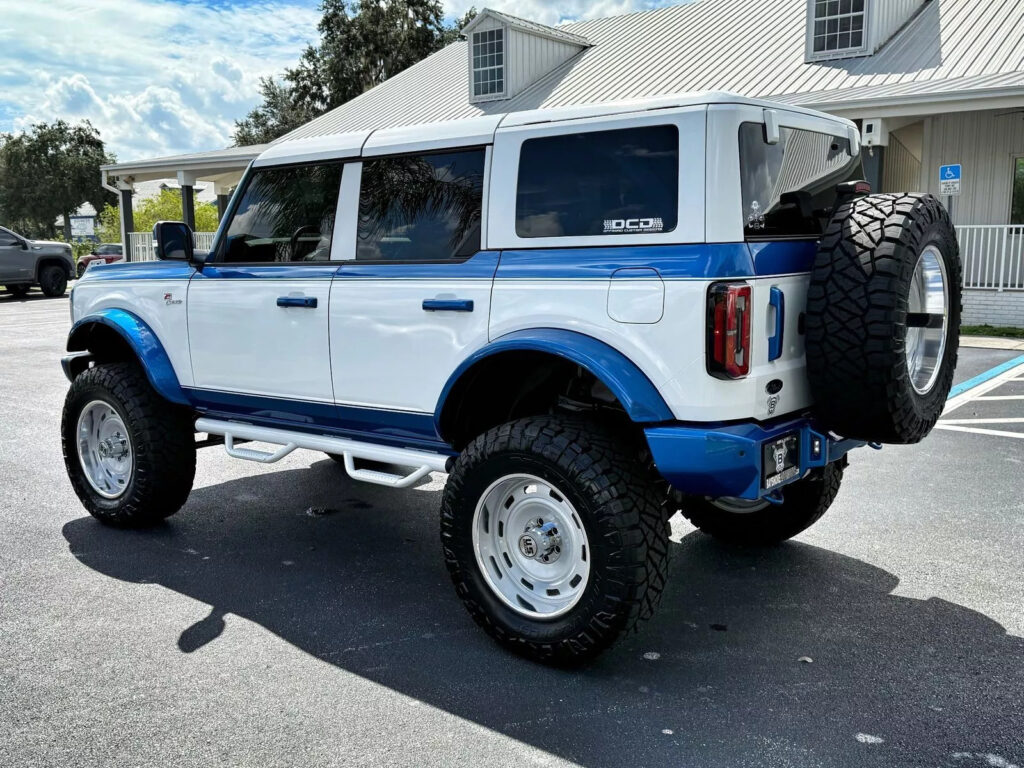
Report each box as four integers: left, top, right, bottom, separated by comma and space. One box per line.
515, 125, 679, 239
739, 122, 861, 239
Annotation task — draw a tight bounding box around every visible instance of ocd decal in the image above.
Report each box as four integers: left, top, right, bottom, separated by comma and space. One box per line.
603, 217, 664, 234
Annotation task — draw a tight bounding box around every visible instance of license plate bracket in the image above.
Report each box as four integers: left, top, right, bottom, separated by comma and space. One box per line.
763, 433, 800, 490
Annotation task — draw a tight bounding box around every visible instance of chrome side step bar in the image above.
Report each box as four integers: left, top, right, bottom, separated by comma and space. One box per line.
195, 418, 449, 489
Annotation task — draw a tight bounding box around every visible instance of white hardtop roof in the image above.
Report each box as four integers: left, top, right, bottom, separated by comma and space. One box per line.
254, 91, 855, 167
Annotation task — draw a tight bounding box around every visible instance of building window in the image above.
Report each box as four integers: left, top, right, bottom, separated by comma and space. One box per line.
471, 28, 505, 99
810, 0, 867, 57
515, 125, 679, 239
357, 148, 485, 261
1012, 156, 1024, 225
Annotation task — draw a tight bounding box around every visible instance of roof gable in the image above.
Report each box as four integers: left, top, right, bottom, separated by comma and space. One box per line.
462, 8, 590, 47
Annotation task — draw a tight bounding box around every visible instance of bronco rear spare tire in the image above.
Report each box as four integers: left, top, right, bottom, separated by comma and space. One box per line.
805, 193, 961, 444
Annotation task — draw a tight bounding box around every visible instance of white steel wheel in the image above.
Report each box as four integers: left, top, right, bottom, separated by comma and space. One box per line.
472, 473, 591, 619
76, 400, 133, 499
906, 244, 950, 395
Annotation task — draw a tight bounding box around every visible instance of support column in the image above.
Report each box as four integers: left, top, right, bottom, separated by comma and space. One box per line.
214, 182, 233, 221
115, 178, 135, 260
177, 170, 197, 230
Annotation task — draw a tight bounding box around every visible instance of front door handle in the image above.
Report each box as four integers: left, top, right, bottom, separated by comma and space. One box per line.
277, 296, 317, 308
422, 298, 474, 312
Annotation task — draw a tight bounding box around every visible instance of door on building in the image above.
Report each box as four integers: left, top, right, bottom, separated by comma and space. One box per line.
186, 161, 344, 427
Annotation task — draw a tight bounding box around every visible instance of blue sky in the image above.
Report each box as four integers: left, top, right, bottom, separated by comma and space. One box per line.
0, 0, 678, 161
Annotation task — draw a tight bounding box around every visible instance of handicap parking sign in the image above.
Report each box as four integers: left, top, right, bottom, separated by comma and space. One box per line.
939, 164, 961, 196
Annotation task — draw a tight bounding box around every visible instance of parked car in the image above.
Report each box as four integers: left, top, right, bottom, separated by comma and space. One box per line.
0, 226, 74, 298
76, 243, 124, 278
60, 93, 961, 664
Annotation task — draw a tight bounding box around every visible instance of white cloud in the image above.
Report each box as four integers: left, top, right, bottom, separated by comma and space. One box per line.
1, 0, 320, 160
0, 0, 673, 161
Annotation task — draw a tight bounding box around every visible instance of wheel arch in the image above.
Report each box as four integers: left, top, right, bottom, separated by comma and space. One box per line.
435, 329, 673, 448
66, 309, 189, 405
36, 256, 73, 281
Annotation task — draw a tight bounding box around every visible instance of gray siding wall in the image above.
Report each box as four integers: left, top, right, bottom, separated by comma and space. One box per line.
507, 30, 582, 99
869, 0, 925, 53
921, 110, 1024, 225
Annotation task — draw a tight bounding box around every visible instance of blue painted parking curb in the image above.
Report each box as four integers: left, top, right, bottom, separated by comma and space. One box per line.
947, 354, 1024, 399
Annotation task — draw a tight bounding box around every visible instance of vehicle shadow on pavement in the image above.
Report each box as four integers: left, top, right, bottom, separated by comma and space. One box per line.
62, 461, 1024, 768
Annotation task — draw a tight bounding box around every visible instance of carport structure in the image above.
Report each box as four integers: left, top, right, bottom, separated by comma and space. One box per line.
100, 144, 267, 261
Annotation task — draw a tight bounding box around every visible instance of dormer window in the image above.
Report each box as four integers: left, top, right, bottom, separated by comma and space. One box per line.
472, 28, 506, 100
463, 9, 589, 105
808, 0, 868, 60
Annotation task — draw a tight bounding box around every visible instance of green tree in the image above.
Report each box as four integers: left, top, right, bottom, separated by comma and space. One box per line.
97, 190, 220, 244
0, 120, 115, 240
233, 2, 476, 145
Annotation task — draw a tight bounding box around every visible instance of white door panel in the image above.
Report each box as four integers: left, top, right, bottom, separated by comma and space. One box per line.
330, 267, 495, 412
188, 272, 335, 401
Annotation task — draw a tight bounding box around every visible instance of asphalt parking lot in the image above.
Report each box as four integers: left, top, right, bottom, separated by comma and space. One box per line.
1, 290, 1022, 768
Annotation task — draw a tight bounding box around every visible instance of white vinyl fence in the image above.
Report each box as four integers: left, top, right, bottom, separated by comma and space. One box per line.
957, 225, 1024, 291
126, 231, 216, 262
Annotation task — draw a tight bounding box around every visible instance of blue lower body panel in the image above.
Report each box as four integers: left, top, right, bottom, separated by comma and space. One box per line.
645, 416, 864, 501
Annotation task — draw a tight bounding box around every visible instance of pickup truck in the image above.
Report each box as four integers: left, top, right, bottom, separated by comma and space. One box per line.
60, 93, 960, 663
1, 225, 74, 297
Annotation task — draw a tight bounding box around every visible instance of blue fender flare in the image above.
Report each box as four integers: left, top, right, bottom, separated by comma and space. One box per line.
435, 329, 674, 437
66, 309, 189, 405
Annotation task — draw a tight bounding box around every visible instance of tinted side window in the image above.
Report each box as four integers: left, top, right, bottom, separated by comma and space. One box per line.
515, 125, 679, 239
357, 149, 484, 261
739, 122, 861, 239
220, 163, 342, 263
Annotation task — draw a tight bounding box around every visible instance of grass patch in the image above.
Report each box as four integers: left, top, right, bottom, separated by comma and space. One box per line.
961, 325, 1024, 339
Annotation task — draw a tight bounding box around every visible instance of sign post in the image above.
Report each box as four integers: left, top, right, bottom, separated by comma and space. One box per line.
939, 163, 961, 220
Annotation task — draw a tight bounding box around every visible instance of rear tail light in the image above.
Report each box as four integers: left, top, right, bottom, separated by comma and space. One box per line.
707, 282, 752, 379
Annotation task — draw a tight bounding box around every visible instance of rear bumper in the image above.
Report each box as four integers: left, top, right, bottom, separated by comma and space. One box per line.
645, 416, 864, 501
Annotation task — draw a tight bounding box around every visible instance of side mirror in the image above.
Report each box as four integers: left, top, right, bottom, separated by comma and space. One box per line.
153, 221, 195, 263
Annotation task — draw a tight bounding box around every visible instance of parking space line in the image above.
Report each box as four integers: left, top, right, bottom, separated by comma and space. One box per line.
973, 395, 1024, 401
940, 417, 1024, 424
933, 424, 1024, 439
944, 356, 1024, 415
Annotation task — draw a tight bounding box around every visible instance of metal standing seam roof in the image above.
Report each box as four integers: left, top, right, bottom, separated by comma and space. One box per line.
279, 0, 1024, 143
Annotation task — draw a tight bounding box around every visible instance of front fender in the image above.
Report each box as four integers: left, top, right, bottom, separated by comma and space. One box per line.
435, 328, 674, 435
66, 309, 188, 405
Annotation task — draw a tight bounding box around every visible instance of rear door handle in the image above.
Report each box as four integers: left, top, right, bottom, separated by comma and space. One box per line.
768, 287, 785, 361
277, 296, 318, 308
422, 298, 474, 312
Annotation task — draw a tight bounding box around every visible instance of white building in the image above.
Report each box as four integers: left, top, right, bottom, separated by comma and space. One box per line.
102, 0, 1024, 325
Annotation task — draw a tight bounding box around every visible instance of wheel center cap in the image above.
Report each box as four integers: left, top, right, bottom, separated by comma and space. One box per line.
99, 435, 128, 461
518, 533, 540, 558
517, 520, 562, 563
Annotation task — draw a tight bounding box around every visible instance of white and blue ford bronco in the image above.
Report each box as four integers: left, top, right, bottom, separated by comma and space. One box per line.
61, 93, 960, 663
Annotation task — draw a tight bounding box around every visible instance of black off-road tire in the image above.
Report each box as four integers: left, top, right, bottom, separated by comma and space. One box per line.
681, 462, 845, 546
440, 416, 670, 665
805, 193, 961, 443
40, 265, 68, 297
6, 284, 30, 298
62, 362, 196, 526
76, 261, 87, 279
